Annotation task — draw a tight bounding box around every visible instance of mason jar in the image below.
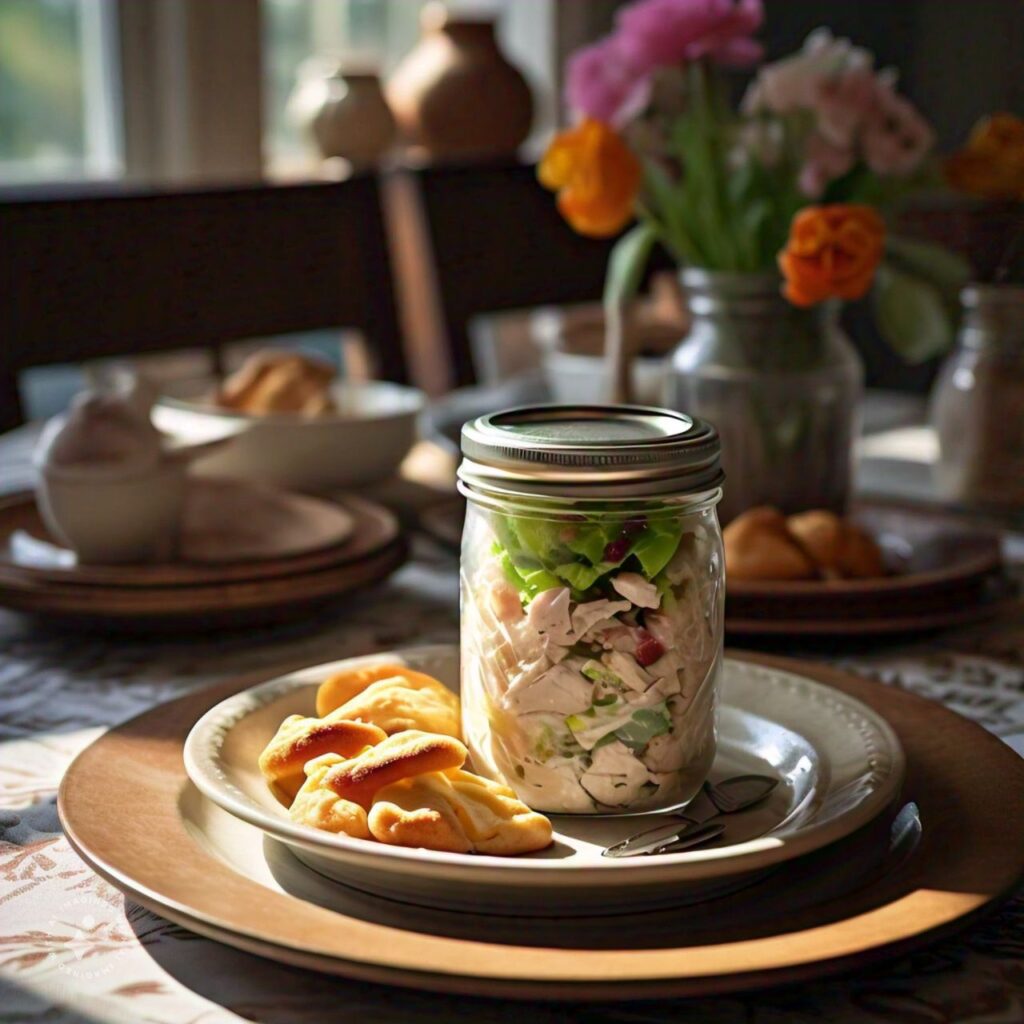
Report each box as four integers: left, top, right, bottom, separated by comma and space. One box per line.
457, 405, 724, 815
665, 270, 863, 523
931, 284, 1024, 509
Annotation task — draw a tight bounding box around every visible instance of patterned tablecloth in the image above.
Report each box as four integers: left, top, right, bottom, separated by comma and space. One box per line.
2, 433, 1024, 1023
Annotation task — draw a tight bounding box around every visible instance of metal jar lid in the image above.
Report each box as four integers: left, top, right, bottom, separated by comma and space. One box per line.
458, 404, 723, 500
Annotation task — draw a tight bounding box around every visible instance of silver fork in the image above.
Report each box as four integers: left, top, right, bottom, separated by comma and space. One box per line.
602, 774, 778, 858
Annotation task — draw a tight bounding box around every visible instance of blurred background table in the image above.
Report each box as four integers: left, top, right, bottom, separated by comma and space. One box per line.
1, 406, 1023, 1024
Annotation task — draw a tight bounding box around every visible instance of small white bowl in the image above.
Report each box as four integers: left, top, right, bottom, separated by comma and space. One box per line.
541, 348, 669, 406
37, 460, 186, 564
154, 378, 425, 493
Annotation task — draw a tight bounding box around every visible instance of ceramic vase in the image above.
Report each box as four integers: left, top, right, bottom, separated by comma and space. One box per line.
387, 2, 533, 160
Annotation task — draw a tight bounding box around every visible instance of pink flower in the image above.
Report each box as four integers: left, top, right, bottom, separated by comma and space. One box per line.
565, 37, 652, 126
798, 134, 856, 198
815, 67, 879, 148
615, 0, 764, 73
742, 28, 934, 185
862, 87, 935, 176
742, 28, 871, 116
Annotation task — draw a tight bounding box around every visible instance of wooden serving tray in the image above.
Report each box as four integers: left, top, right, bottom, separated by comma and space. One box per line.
58, 653, 1024, 1000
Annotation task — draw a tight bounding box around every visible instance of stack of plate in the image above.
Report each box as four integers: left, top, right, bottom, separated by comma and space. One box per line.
0, 480, 406, 628
59, 645, 1024, 999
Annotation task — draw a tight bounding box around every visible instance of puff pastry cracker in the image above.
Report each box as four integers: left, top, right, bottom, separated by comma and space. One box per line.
369, 769, 554, 855
258, 714, 386, 803
317, 667, 460, 738
787, 510, 884, 579
318, 730, 467, 809
289, 753, 370, 838
723, 507, 817, 581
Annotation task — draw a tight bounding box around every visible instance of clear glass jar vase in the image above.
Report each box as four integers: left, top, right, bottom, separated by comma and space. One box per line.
458, 405, 724, 815
931, 284, 1024, 509
665, 270, 864, 523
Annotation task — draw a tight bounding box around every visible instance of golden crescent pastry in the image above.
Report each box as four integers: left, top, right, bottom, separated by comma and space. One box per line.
723, 507, 817, 582
325, 675, 461, 738
319, 730, 467, 810
289, 753, 370, 838
258, 714, 386, 803
316, 664, 455, 717
369, 769, 554, 855
787, 510, 884, 580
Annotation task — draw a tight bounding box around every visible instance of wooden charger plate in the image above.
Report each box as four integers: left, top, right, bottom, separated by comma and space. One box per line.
0, 494, 406, 628
58, 653, 1024, 1000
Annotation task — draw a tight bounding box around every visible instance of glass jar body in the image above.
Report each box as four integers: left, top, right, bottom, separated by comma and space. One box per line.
931, 285, 1024, 509
459, 487, 724, 815
664, 270, 863, 523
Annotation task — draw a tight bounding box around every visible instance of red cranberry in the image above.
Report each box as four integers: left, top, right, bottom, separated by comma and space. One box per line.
603, 537, 630, 562
634, 629, 665, 667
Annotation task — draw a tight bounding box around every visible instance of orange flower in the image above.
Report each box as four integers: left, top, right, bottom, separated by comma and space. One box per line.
538, 118, 641, 238
778, 205, 886, 307
945, 113, 1024, 200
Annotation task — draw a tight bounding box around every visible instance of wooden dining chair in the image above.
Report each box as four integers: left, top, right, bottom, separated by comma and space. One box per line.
0, 176, 407, 432
405, 159, 672, 388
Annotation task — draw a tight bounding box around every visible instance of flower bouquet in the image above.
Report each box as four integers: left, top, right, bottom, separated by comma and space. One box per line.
538, 0, 971, 517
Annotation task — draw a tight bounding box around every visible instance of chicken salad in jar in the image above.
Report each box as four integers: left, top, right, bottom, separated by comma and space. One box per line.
459, 405, 724, 815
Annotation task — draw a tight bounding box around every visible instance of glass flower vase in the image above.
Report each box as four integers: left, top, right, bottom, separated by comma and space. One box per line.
664, 270, 864, 524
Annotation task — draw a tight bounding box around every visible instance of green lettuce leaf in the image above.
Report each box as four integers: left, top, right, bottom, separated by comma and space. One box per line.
614, 704, 671, 751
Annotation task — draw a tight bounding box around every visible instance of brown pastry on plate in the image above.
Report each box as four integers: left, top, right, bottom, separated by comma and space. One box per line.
787, 510, 885, 580
289, 753, 372, 838
369, 768, 554, 855
316, 729, 468, 810
216, 350, 336, 416
723, 507, 817, 582
316, 664, 461, 738
258, 715, 386, 802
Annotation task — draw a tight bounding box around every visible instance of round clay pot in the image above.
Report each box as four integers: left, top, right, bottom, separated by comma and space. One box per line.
311, 68, 396, 166
387, 2, 533, 159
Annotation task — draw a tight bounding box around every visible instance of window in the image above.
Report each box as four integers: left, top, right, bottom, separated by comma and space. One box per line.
0, 0, 121, 182
0, 0, 555, 185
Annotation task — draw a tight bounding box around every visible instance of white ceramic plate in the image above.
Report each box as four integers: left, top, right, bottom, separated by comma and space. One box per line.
184, 646, 904, 916
154, 378, 425, 492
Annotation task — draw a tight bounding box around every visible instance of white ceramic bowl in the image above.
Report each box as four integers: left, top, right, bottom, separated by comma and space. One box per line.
36, 460, 186, 564
541, 349, 668, 406
154, 378, 425, 493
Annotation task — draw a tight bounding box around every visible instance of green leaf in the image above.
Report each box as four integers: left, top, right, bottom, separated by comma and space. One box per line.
873, 263, 956, 364
629, 518, 684, 579
885, 235, 972, 300
643, 160, 698, 265
554, 561, 606, 593
614, 704, 671, 751
603, 221, 659, 310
